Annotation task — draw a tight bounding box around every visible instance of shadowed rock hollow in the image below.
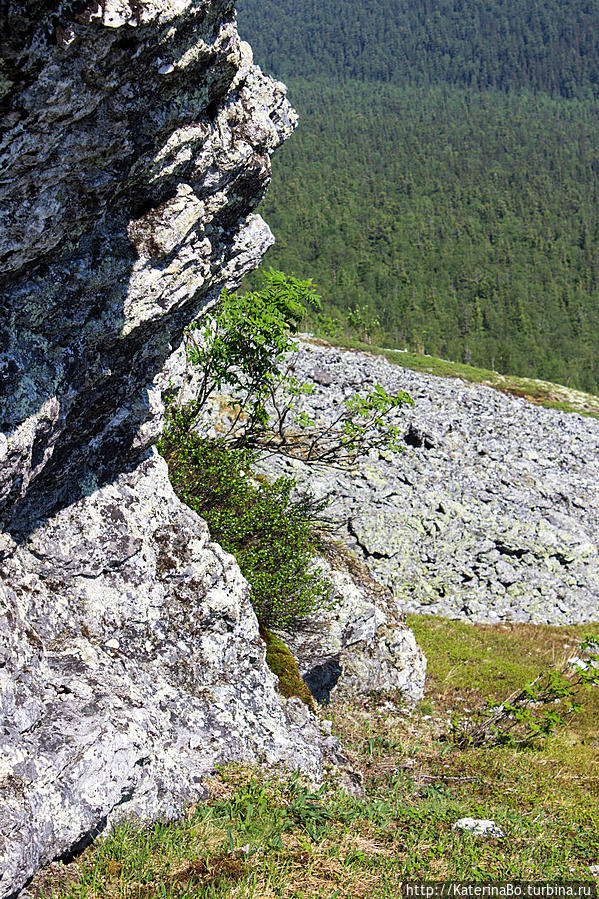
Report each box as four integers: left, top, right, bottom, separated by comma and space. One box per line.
0, 2, 341, 894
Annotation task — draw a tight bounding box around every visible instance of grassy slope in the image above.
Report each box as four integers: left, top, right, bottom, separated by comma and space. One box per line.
32, 620, 599, 897
306, 335, 599, 420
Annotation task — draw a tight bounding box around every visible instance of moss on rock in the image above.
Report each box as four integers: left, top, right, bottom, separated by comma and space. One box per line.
260, 625, 316, 712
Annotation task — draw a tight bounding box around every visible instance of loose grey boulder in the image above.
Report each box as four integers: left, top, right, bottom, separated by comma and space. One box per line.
275, 539, 426, 705
453, 818, 505, 838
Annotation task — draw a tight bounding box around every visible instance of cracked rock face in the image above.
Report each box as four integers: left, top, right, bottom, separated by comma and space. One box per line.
0, 2, 342, 895
259, 342, 599, 626
0, 0, 296, 530
0, 456, 327, 897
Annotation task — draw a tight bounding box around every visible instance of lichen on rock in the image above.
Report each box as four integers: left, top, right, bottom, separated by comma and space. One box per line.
0, 2, 327, 895
274, 537, 426, 706
259, 341, 599, 626
0, 0, 296, 531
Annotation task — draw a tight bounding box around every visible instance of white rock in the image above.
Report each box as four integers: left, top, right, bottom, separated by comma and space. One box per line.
273, 536, 426, 706
453, 818, 505, 838
0, 458, 332, 898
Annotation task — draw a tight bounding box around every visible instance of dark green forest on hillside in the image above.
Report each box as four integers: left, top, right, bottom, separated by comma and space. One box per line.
239, 0, 599, 98
237, 0, 599, 393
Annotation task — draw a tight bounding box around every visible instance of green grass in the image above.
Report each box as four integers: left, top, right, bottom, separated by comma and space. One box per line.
307, 335, 599, 420
31, 620, 599, 898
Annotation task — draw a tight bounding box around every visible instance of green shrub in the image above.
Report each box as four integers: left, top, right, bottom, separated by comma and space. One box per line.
158, 423, 330, 629
175, 269, 412, 463
180, 269, 322, 446
159, 269, 411, 629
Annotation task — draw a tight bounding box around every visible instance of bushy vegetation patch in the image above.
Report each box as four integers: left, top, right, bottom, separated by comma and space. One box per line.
158, 272, 411, 629
177, 270, 412, 464
159, 424, 330, 629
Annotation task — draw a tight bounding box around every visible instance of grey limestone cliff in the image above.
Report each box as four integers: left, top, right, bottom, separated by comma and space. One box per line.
0, 455, 329, 895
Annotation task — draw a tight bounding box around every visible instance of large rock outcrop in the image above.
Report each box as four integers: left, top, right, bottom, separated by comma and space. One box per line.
0, 456, 327, 896
0, 2, 341, 895
0, 0, 295, 531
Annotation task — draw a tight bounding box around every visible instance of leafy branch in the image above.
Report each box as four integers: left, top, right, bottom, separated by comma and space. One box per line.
254, 376, 412, 466
173, 269, 413, 465
448, 635, 599, 749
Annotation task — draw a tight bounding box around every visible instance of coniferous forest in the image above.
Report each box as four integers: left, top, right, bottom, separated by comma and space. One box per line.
237, 0, 599, 393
